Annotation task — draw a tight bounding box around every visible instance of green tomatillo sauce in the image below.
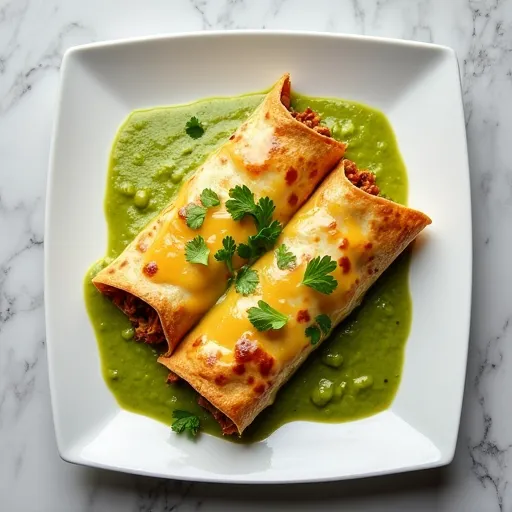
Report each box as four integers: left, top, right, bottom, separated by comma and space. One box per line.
84, 91, 411, 442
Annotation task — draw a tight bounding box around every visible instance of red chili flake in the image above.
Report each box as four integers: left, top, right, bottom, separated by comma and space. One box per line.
192, 337, 202, 347
254, 384, 266, 394
338, 256, 351, 274
288, 193, 298, 206
368, 256, 375, 262
247, 376, 255, 385
310, 169, 318, 179
215, 374, 228, 386
234, 336, 257, 363
368, 268, 373, 275
296, 309, 311, 323
265, 111, 270, 119
339, 238, 349, 250
143, 261, 158, 277
233, 364, 246, 375
328, 221, 337, 230
364, 242, 373, 250
285, 167, 298, 185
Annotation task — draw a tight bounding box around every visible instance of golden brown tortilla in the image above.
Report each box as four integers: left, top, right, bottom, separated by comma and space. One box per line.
93, 74, 346, 355
160, 160, 431, 434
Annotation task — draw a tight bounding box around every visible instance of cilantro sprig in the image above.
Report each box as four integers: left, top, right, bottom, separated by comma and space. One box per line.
305, 314, 332, 346
185, 188, 221, 230
200, 188, 220, 208
275, 244, 296, 270
226, 185, 256, 221
185, 204, 207, 229
302, 255, 338, 294
226, 185, 283, 265
185, 235, 209, 265
214, 235, 236, 275
235, 266, 259, 295
247, 300, 288, 331
171, 410, 200, 436
185, 117, 204, 139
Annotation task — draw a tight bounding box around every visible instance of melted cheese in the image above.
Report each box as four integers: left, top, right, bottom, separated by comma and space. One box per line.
187, 195, 370, 376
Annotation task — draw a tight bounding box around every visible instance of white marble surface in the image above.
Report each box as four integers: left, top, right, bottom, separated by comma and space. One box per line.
0, 0, 510, 510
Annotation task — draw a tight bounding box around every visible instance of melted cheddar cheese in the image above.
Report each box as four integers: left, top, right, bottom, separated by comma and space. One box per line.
185, 193, 372, 386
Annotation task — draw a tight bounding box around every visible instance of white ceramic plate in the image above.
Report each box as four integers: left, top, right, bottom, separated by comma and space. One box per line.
45, 31, 471, 483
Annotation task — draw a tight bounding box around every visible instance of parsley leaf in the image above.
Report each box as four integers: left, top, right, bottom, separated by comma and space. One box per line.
254, 196, 276, 230
235, 266, 259, 295
185, 117, 204, 139
225, 185, 257, 221
200, 188, 220, 208
171, 410, 200, 436
185, 204, 207, 230
214, 236, 236, 275
185, 235, 209, 265
275, 244, 297, 270
305, 325, 321, 346
247, 300, 288, 331
315, 314, 332, 335
302, 255, 338, 294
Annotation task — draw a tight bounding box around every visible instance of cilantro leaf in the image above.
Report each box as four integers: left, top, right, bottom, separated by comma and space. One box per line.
316, 314, 332, 335
247, 300, 288, 331
305, 325, 321, 345
225, 185, 256, 221
185, 117, 204, 139
185, 235, 209, 265
302, 255, 338, 294
235, 266, 259, 295
171, 410, 200, 436
254, 197, 276, 230
214, 236, 236, 275
200, 188, 220, 208
185, 204, 207, 230
275, 244, 297, 270
237, 243, 252, 260
239, 220, 284, 262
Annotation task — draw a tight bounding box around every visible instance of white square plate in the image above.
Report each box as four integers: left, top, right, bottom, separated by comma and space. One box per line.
45, 31, 471, 483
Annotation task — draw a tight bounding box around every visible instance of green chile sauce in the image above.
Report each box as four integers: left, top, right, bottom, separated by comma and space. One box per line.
84, 92, 411, 442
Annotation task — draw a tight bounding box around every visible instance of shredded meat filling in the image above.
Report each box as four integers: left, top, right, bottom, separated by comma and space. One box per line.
197, 396, 238, 435
344, 159, 380, 196
291, 107, 332, 137
107, 290, 165, 344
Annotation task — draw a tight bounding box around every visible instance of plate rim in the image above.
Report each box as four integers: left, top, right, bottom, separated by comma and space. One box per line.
45, 30, 471, 483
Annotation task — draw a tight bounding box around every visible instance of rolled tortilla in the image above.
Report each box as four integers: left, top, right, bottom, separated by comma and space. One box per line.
93, 74, 346, 355
160, 160, 431, 434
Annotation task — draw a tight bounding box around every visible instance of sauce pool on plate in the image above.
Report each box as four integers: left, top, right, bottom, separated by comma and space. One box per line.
84, 92, 411, 442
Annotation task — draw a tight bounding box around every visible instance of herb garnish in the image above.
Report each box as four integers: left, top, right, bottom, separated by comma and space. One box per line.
185, 235, 210, 265
275, 244, 297, 270
185, 117, 204, 139
235, 266, 259, 295
248, 300, 288, 331
200, 188, 220, 208
171, 410, 200, 436
305, 314, 332, 346
302, 255, 338, 294
185, 188, 220, 229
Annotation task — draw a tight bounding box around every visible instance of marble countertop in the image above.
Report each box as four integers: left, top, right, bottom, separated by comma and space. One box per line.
1, 0, 511, 510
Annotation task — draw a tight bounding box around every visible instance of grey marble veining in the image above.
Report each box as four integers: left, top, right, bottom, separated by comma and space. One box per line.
1, 0, 511, 510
